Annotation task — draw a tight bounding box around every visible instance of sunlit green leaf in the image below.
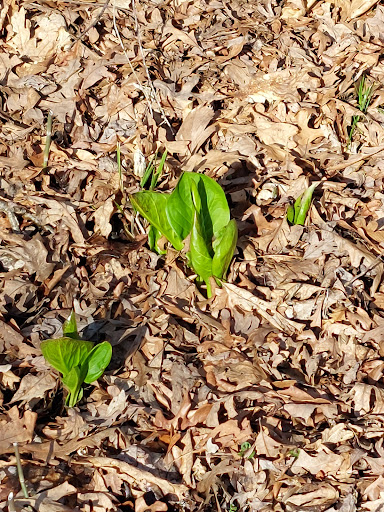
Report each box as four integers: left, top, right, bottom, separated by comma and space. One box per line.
130, 191, 183, 250
287, 183, 318, 226
148, 225, 166, 254
41, 337, 94, 377
83, 341, 112, 383
166, 173, 230, 243
294, 183, 317, 225
212, 219, 238, 280
189, 203, 213, 298
62, 365, 87, 407
62, 310, 79, 339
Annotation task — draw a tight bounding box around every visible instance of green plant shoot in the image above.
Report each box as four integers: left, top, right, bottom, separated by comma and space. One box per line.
41, 310, 112, 407
348, 75, 375, 144
287, 183, 317, 226
140, 150, 167, 190
131, 172, 237, 297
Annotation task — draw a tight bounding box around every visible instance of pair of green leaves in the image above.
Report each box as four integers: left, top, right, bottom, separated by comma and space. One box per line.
130, 172, 238, 297
41, 311, 112, 407
287, 183, 317, 226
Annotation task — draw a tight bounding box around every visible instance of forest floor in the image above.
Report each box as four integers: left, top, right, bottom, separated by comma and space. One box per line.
1, 0, 384, 511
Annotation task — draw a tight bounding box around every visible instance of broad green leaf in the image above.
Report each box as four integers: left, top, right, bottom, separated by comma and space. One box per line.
148, 225, 166, 254
190, 179, 201, 214
83, 341, 112, 383
130, 191, 183, 251
166, 173, 230, 243
293, 183, 317, 225
62, 365, 86, 407
165, 173, 195, 241
41, 337, 94, 377
189, 207, 213, 297
62, 310, 79, 339
212, 219, 238, 279
197, 174, 230, 239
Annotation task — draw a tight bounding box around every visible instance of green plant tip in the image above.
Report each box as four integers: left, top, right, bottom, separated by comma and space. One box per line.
131, 171, 238, 298
41, 309, 112, 407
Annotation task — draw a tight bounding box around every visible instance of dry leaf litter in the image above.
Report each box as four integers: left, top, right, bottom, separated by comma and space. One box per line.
1, 0, 384, 510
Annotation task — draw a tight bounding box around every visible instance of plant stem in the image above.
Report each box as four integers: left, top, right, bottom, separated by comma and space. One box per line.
43, 110, 53, 168
117, 142, 123, 194
13, 442, 29, 498
8, 492, 17, 512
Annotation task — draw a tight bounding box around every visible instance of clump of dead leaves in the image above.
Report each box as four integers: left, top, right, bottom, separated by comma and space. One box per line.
2, 0, 384, 511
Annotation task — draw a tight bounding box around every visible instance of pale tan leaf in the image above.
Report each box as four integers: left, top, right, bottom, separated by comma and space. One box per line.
0, 407, 37, 454
223, 283, 304, 335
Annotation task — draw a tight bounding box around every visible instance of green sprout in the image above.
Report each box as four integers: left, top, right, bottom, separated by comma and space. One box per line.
239, 441, 256, 459
287, 183, 317, 226
41, 310, 112, 407
289, 448, 300, 459
131, 171, 237, 298
348, 75, 375, 144
140, 150, 167, 190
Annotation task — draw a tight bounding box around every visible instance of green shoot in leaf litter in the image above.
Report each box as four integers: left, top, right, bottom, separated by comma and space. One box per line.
130, 171, 238, 298
41, 310, 112, 407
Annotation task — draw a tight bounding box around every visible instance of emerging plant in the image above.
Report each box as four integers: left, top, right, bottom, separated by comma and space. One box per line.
140, 149, 167, 190
348, 75, 375, 144
239, 441, 255, 459
41, 311, 112, 407
130, 172, 238, 297
287, 183, 317, 226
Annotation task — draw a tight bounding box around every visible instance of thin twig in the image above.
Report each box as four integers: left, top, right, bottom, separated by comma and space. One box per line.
131, 0, 174, 133
69, 0, 111, 48
112, 0, 174, 134
344, 256, 384, 287
43, 110, 53, 168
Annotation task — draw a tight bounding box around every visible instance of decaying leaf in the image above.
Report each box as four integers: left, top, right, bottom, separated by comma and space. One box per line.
2, 0, 384, 509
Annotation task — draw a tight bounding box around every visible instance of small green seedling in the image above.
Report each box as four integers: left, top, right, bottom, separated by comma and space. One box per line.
130, 172, 237, 297
348, 75, 375, 144
140, 150, 167, 190
41, 310, 112, 407
239, 441, 256, 459
287, 183, 317, 226
289, 448, 300, 459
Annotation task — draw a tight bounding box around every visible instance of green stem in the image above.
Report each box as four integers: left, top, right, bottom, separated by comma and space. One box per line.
13, 442, 29, 498
8, 492, 17, 512
117, 142, 123, 194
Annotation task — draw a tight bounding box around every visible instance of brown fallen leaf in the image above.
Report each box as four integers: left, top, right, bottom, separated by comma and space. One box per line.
290, 449, 348, 478
10, 371, 57, 405
79, 457, 189, 499
223, 283, 304, 336
174, 105, 216, 154
285, 483, 339, 508
0, 232, 55, 281
0, 406, 37, 454
0, 318, 24, 353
